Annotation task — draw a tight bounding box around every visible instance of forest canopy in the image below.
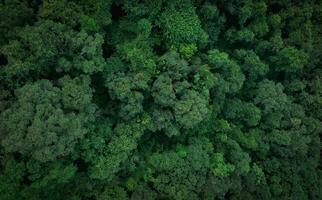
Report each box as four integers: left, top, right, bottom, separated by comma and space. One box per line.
0, 0, 321, 199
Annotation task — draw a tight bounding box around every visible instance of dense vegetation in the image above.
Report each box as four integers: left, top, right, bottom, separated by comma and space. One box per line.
0, 0, 321, 199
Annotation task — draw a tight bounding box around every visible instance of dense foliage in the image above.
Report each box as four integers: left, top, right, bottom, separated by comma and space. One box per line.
0, 0, 321, 199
